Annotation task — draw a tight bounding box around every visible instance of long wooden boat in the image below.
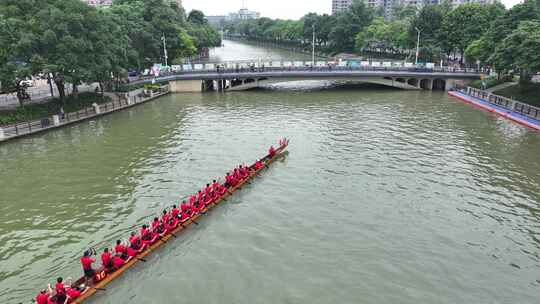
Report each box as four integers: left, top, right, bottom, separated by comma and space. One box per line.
61, 141, 289, 303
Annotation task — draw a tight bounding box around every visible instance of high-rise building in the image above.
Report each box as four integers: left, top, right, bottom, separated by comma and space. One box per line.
85, 0, 112, 7
332, 0, 495, 18
332, 0, 353, 14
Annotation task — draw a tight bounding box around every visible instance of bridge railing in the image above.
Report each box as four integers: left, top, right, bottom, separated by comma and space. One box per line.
455, 86, 540, 121
143, 61, 481, 80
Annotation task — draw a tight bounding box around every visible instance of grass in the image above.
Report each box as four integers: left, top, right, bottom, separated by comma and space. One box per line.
0, 92, 111, 125
470, 76, 511, 89
494, 83, 540, 107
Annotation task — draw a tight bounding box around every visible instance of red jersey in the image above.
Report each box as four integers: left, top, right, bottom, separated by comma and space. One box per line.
171, 208, 180, 219
55, 282, 66, 296
66, 288, 81, 300
140, 227, 151, 240
151, 220, 160, 230
112, 256, 125, 269
101, 252, 112, 267
36, 293, 49, 304
269, 146, 276, 157
80, 256, 94, 270
254, 160, 262, 170
161, 213, 169, 224
129, 235, 140, 247
188, 195, 196, 205
115, 244, 127, 255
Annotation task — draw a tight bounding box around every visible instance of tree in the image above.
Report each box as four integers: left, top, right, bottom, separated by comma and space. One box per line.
491, 21, 540, 83
187, 10, 207, 25
329, 0, 374, 53
441, 3, 505, 63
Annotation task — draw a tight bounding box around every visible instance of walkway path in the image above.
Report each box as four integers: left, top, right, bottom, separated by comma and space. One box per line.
487, 82, 517, 93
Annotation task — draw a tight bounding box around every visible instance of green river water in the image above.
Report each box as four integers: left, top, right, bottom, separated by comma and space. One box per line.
0, 40, 539, 303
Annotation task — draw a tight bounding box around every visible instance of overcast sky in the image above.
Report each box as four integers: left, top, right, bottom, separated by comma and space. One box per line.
182, 0, 523, 20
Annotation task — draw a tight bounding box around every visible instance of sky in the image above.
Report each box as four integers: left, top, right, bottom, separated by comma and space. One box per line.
182, 0, 524, 20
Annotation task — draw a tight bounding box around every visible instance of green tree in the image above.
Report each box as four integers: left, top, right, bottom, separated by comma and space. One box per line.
442, 3, 505, 63
491, 21, 540, 82
187, 10, 207, 25
329, 0, 374, 53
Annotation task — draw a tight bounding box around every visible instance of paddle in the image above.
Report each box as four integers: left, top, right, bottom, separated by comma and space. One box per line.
135, 257, 147, 262
92, 287, 106, 291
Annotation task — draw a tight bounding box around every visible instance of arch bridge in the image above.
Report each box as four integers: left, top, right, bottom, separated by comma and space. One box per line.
139, 64, 481, 93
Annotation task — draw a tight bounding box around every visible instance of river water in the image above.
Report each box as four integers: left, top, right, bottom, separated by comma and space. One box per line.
0, 40, 539, 303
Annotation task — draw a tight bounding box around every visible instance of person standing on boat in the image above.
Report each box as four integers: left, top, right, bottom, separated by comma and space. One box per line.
55, 277, 67, 304
80, 251, 96, 283
35, 283, 53, 304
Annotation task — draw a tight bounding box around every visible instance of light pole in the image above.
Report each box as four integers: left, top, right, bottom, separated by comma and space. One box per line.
415, 27, 421, 66
312, 24, 316, 67
161, 34, 168, 67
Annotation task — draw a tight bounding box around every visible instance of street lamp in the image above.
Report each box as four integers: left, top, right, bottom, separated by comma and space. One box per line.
161, 34, 168, 67
312, 24, 316, 67
415, 27, 421, 66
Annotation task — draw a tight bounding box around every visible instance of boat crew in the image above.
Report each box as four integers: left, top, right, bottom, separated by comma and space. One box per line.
35, 284, 53, 304
55, 277, 67, 304
115, 240, 128, 259
268, 146, 276, 158
80, 251, 96, 281
101, 248, 112, 269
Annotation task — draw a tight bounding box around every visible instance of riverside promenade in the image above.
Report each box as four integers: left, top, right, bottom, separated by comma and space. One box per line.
448, 87, 540, 131
0, 86, 170, 143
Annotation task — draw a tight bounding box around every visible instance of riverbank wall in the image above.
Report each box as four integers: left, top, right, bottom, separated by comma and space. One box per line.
448, 88, 540, 132
0, 86, 171, 143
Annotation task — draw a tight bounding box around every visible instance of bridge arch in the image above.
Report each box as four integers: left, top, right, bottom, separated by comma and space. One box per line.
433, 79, 446, 91
407, 78, 419, 87
420, 79, 433, 90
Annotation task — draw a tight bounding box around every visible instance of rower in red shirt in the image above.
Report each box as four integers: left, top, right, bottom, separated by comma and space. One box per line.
268, 145, 276, 158
141, 224, 156, 246
213, 180, 227, 196
171, 205, 180, 219
112, 255, 125, 270
80, 251, 96, 281
35, 284, 53, 304
128, 232, 143, 257
115, 240, 128, 259
151, 217, 160, 232
55, 277, 67, 304
254, 159, 263, 170
188, 195, 196, 207
65, 285, 88, 303
224, 173, 233, 188
101, 248, 112, 269
161, 210, 169, 225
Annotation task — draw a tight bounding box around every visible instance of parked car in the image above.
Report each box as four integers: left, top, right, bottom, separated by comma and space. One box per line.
20, 78, 34, 87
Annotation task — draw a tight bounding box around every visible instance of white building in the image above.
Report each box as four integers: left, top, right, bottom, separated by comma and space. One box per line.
228, 8, 261, 21
85, 0, 112, 7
